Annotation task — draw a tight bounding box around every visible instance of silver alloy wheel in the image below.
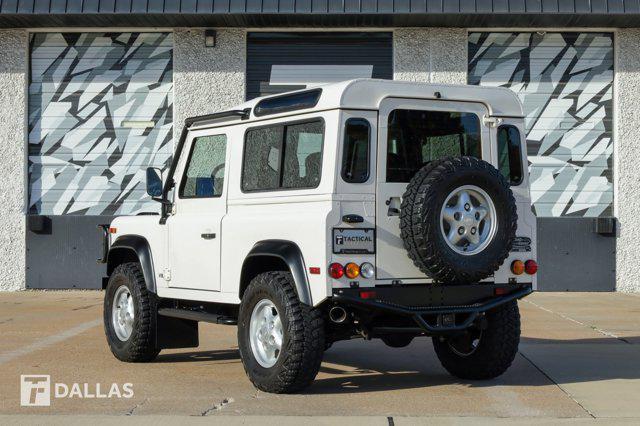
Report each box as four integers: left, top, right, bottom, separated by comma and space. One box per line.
112, 285, 135, 341
439, 185, 498, 256
249, 299, 283, 368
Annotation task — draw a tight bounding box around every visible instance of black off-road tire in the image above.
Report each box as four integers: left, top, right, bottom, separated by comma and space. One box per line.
103, 262, 160, 362
381, 335, 414, 348
432, 301, 521, 380
400, 156, 517, 284
238, 271, 325, 393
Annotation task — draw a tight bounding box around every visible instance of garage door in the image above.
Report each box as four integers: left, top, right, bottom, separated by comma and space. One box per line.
247, 32, 393, 100
27, 32, 173, 288
468, 32, 615, 290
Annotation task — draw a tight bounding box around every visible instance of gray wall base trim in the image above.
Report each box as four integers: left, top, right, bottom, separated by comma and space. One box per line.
537, 217, 615, 292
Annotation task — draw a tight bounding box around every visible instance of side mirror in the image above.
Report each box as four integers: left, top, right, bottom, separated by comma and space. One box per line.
146, 167, 163, 197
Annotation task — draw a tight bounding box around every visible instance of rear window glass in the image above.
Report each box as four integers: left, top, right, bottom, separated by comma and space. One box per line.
254, 89, 322, 117
386, 109, 481, 182
242, 120, 324, 192
242, 126, 283, 191
341, 118, 371, 183
497, 125, 524, 185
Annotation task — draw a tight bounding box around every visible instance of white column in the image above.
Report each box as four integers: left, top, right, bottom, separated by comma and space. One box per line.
0, 30, 27, 291
173, 28, 246, 142
394, 28, 467, 84
615, 28, 640, 292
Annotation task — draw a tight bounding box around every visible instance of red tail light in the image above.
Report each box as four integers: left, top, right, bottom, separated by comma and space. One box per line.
329, 263, 344, 279
524, 260, 538, 275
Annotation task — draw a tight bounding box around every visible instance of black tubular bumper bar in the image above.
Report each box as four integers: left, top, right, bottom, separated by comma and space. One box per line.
332, 285, 533, 334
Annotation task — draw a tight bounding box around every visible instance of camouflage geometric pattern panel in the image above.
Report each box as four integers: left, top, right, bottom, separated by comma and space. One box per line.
469, 32, 613, 218
28, 32, 173, 215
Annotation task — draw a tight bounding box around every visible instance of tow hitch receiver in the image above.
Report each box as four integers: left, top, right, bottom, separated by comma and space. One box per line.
440, 313, 456, 327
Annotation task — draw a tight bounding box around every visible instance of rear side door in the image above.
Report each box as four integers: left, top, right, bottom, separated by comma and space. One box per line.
166, 131, 229, 291
375, 98, 491, 281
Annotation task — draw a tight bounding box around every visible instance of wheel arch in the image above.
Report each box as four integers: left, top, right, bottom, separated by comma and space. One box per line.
239, 240, 312, 305
107, 235, 157, 293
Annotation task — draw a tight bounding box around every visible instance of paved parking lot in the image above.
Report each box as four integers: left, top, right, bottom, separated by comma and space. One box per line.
1, 290, 639, 424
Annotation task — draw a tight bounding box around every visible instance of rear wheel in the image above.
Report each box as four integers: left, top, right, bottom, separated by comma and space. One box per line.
238, 271, 324, 393
103, 262, 159, 362
432, 301, 520, 380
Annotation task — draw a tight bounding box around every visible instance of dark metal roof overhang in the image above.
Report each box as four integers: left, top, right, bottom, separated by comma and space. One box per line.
1, 1, 640, 28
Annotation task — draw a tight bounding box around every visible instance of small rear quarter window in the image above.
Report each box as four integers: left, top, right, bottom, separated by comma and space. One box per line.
341, 118, 371, 183
497, 125, 524, 185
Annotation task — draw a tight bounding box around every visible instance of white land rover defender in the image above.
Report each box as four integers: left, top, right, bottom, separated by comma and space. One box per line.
100, 79, 537, 393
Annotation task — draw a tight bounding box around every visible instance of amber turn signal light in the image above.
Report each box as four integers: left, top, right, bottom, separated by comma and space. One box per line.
345, 262, 360, 279
511, 260, 525, 275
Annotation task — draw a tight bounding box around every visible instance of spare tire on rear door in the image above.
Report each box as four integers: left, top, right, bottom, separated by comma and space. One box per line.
400, 156, 517, 284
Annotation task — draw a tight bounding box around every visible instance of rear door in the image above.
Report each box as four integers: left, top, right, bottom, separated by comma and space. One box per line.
375, 98, 491, 280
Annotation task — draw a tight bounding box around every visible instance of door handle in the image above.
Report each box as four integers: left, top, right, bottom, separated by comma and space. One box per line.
201, 233, 216, 240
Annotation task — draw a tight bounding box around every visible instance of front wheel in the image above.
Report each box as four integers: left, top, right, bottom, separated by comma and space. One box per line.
103, 262, 159, 362
238, 271, 324, 393
432, 301, 520, 380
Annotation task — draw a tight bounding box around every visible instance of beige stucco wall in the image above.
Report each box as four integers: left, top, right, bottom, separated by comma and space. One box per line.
394, 28, 467, 84
0, 30, 27, 291
173, 28, 246, 142
615, 28, 640, 292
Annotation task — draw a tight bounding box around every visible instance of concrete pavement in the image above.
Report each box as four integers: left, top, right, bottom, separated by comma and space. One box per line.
0, 291, 639, 423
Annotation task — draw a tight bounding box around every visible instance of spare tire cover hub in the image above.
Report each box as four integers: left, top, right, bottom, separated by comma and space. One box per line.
439, 185, 497, 256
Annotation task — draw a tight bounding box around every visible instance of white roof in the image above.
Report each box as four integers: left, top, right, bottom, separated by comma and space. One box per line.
237, 78, 524, 119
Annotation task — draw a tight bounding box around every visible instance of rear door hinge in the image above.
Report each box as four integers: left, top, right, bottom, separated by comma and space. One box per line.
483, 115, 503, 128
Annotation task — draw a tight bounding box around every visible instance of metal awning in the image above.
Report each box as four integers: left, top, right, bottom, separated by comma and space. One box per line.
1, 0, 639, 28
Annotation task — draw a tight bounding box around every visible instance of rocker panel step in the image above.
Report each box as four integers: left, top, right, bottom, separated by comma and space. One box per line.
158, 308, 237, 325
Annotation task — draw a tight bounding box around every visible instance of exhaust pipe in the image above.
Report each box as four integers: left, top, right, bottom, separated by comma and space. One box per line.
329, 306, 348, 324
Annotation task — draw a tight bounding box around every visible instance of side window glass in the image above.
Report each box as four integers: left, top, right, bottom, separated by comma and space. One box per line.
282, 121, 324, 189
242, 126, 284, 191
341, 118, 370, 183
242, 120, 324, 192
386, 109, 481, 182
497, 125, 524, 185
180, 135, 227, 198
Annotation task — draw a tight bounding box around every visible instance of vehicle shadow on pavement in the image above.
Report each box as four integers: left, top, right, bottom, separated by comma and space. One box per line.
302, 336, 640, 394
146, 335, 639, 394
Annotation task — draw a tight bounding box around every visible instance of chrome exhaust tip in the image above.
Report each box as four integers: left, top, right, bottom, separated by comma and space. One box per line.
329, 306, 348, 324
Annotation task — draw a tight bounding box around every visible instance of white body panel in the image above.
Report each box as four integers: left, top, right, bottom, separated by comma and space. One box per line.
109, 79, 537, 307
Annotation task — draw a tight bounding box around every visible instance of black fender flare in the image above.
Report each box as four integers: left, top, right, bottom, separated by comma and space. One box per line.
107, 235, 157, 293
241, 240, 312, 305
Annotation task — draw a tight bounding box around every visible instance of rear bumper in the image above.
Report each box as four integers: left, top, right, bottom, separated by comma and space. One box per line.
331, 283, 532, 335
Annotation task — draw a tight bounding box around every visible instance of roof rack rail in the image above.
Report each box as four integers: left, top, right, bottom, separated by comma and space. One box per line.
184, 108, 251, 127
